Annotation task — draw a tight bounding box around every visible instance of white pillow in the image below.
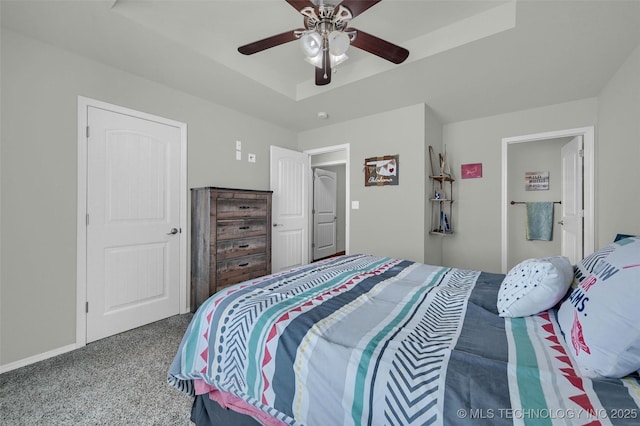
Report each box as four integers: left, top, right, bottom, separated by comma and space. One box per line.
498, 256, 573, 318
557, 237, 640, 378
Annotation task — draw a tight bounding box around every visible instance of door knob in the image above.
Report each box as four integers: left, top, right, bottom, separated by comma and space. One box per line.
167, 228, 179, 235
557, 220, 564, 226
273, 223, 283, 227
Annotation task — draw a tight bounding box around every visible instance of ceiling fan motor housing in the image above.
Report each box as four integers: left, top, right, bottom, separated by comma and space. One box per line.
301, 4, 352, 37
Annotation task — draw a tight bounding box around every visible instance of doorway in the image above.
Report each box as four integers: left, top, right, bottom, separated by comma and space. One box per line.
307, 144, 350, 260
501, 127, 594, 273
76, 97, 188, 346
270, 144, 350, 271
312, 166, 345, 260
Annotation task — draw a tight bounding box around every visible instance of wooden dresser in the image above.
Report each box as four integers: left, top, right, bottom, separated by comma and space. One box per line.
190, 187, 272, 312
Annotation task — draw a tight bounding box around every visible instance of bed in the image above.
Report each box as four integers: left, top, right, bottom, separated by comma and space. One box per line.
168, 243, 640, 425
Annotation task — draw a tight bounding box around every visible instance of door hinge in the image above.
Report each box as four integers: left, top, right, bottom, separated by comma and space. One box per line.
86, 213, 90, 226
86, 126, 90, 138
86, 301, 89, 313
578, 149, 584, 158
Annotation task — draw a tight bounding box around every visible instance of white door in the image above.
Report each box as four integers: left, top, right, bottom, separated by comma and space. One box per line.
270, 146, 310, 272
86, 106, 181, 342
313, 168, 337, 260
561, 136, 584, 264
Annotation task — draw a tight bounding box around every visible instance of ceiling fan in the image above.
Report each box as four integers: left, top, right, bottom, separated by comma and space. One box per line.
237, 0, 409, 86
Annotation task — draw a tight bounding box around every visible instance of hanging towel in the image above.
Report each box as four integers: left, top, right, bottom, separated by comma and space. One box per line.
526, 202, 554, 241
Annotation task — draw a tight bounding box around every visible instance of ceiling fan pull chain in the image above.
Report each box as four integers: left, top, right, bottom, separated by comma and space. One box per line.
323, 39, 330, 80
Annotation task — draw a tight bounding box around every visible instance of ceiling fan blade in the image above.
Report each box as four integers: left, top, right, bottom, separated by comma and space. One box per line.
284, 0, 316, 12
315, 49, 332, 85
338, 0, 381, 18
238, 30, 302, 55
349, 27, 409, 64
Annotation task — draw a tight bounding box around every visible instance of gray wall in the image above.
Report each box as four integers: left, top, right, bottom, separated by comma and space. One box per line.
424, 106, 445, 266
441, 99, 598, 273
441, 39, 640, 273
507, 138, 564, 268
299, 104, 430, 263
596, 44, 640, 244
0, 29, 297, 365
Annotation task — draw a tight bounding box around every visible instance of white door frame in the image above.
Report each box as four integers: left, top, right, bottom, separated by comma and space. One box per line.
76, 96, 188, 348
304, 143, 351, 256
501, 127, 594, 273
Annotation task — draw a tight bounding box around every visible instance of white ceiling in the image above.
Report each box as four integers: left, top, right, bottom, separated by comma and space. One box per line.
2, 0, 639, 131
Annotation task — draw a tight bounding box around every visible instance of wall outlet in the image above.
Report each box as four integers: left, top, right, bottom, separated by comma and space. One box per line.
248, 153, 256, 163
235, 140, 242, 150
236, 151, 242, 161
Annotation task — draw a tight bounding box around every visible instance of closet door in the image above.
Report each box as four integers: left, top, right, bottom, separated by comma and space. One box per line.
86, 106, 182, 342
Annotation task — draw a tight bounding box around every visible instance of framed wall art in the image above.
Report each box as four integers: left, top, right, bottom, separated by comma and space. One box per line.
525, 171, 549, 191
461, 163, 483, 179
364, 155, 398, 186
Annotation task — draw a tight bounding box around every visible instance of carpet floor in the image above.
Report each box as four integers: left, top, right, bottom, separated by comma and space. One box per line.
0, 313, 194, 425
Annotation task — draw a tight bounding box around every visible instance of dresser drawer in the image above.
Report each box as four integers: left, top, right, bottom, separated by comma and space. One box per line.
216, 254, 267, 285
216, 198, 267, 219
216, 236, 267, 260
217, 219, 267, 239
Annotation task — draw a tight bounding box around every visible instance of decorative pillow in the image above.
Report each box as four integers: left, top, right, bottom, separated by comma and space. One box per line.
557, 237, 640, 378
497, 256, 573, 318
573, 242, 619, 286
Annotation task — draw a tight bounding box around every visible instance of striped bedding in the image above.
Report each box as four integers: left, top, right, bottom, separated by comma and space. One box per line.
168, 254, 640, 425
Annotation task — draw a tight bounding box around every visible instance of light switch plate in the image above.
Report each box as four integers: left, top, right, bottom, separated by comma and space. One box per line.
351, 201, 360, 209
235, 140, 242, 150
236, 151, 242, 161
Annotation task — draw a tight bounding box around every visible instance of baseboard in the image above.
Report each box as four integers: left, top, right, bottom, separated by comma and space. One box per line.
0, 343, 80, 374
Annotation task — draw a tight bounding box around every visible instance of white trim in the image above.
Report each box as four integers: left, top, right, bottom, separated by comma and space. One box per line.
304, 143, 351, 255
0, 343, 79, 374
501, 126, 595, 273
76, 96, 188, 350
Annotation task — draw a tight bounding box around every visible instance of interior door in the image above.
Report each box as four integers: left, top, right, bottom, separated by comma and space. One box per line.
86, 106, 181, 342
270, 146, 310, 272
313, 168, 337, 260
561, 135, 584, 264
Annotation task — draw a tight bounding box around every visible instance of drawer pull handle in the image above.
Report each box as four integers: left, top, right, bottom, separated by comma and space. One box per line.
239, 206, 251, 209
239, 226, 250, 230
238, 244, 249, 248
238, 263, 249, 267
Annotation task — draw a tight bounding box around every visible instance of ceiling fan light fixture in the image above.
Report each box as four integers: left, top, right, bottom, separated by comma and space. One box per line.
328, 30, 350, 56
300, 32, 322, 57
304, 51, 348, 69
237, 1, 408, 86
304, 52, 323, 68
330, 53, 348, 67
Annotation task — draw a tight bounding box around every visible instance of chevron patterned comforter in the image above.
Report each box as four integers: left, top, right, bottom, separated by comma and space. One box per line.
168, 254, 640, 425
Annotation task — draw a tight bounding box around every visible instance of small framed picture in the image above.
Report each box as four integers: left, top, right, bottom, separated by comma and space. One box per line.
525, 171, 549, 191
461, 163, 482, 179
364, 155, 399, 186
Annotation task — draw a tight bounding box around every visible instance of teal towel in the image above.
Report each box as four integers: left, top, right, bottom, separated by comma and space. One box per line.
526, 202, 554, 241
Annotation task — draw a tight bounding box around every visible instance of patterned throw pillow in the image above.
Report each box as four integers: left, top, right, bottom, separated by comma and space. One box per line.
497, 256, 573, 317
557, 237, 640, 378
